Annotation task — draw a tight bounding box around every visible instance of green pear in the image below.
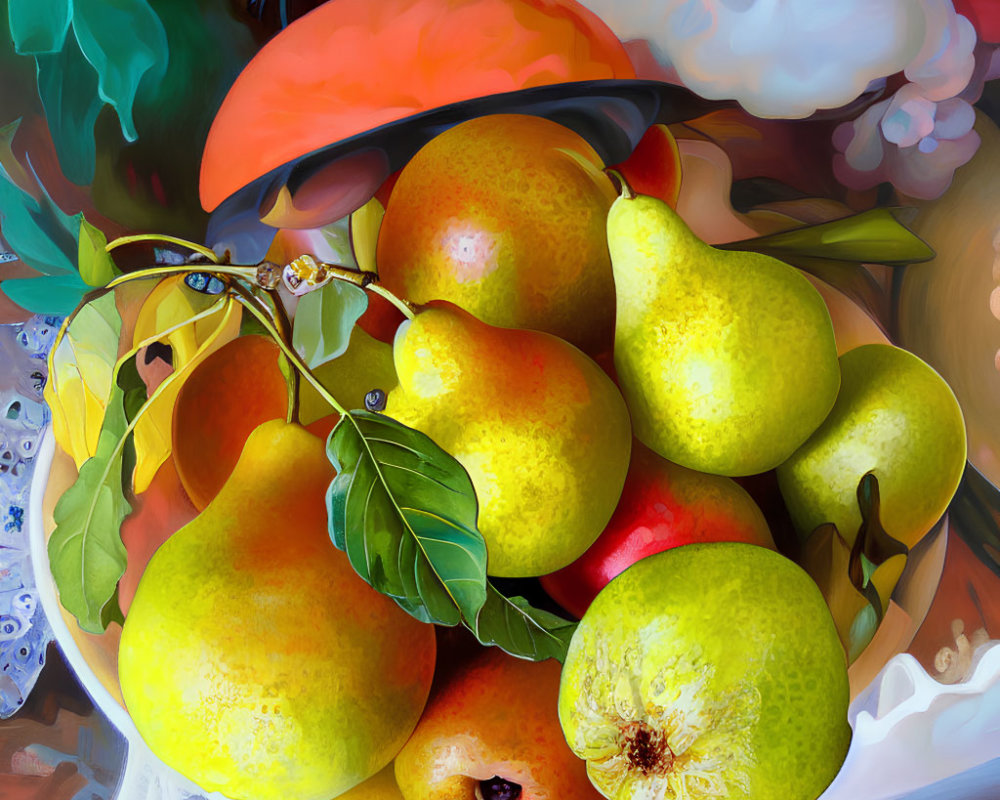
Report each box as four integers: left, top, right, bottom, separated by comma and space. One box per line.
384, 301, 632, 578
776, 343, 967, 549
608, 189, 841, 476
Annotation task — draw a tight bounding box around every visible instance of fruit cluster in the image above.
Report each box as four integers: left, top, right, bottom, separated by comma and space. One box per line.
30, 4, 976, 800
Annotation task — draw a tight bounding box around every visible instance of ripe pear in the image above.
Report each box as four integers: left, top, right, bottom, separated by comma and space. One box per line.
608, 188, 841, 476
118, 420, 437, 800
776, 343, 967, 549
384, 301, 632, 578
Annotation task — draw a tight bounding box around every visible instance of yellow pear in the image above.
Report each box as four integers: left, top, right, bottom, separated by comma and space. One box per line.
608, 188, 841, 476
384, 302, 632, 578
118, 420, 437, 800
776, 343, 967, 549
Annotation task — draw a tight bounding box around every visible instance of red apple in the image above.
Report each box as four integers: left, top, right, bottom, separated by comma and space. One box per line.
393, 647, 602, 800
540, 440, 775, 619
609, 123, 682, 207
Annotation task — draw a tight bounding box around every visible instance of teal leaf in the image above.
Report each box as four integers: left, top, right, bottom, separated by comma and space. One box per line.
77, 216, 119, 286
34, 33, 104, 185
469, 586, 577, 663
848, 603, 879, 663
8, 0, 72, 55
72, 0, 169, 143
48, 374, 132, 634
0, 164, 80, 275
1, 273, 89, 316
326, 410, 488, 626
293, 280, 369, 369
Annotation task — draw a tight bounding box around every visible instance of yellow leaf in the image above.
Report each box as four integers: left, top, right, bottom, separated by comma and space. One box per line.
44, 292, 122, 469
350, 196, 385, 274
130, 278, 241, 493
869, 553, 908, 616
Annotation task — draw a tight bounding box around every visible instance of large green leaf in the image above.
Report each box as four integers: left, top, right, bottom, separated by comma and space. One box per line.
72, 0, 168, 143
326, 411, 488, 627
8, 0, 72, 55
325, 410, 578, 661
47, 378, 132, 634
34, 33, 105, 185
293, 280, 369, 369
1, 273, 90, 315
470, 586, 578, 663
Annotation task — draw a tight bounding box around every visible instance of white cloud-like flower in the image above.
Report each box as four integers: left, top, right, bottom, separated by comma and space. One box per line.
579, 0, 930, 118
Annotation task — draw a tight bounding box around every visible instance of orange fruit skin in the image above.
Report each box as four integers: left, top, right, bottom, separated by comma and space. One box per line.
377, 114, 619, 355
171, 335, 289, 510
119, 458, 199, 616
394, 648, 603, 800
120, 421, 437, 799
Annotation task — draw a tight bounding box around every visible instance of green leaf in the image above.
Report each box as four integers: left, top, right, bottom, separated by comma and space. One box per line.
469, 586, 578, 663
718, 208, 935, 266
0, 164, 80, 275
77, 217, 119, 286
8, 0, 72, 55
716, 208, 933, 338
47, 378, 132, 634
1, 273, 90, 315
72, 0, 169, 143
34, 33, 105, 185
326, 410, 488, 627
293, 280, 369, 369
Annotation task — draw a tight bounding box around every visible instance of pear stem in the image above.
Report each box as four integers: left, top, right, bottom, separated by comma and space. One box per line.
103, 263, 261, 290
364, 281, 416, 320
229, 285, 348, 418
106, 233, 221, 264
605, 168, 635, 200
314, 260, 416, 320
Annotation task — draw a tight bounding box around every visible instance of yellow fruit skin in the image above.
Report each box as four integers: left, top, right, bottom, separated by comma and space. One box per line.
298, 325, 398, 424
776, 343, 967, 549
558, 542, 851, 800
609, 192, 841, 476
385, 302, 632, 578
118, 420, 436, 800
376, 114, 618, 355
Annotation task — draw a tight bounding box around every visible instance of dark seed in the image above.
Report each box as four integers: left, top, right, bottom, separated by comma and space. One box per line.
479, 776, 521, 800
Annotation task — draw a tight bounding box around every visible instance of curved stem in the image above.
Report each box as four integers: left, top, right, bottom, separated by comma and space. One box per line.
365, 281, 416, 320
605, 168, 634, 200
106, 233, 220, 263
230, 287, 347, 417
104, 264, 259, 290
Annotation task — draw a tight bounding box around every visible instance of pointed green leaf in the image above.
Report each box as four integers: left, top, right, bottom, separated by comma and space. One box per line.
0, 164, 80, 275
47, 379, 132, 633
1, 273, 90, 315
34, 34, 104, 185
77, 217, 120, 286
719, 208, 935, 266
326, 410, 488, 626
71, 0, 169, 143
294, 280, 369, 369
8, 0, 72, 55
469, 586, 577, 663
